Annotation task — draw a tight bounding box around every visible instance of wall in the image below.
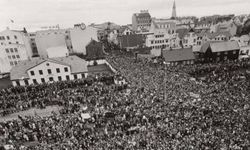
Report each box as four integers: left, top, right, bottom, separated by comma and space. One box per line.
70, 27, 98, 55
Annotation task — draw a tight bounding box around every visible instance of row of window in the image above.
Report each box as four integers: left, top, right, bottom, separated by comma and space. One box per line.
30, 67, 69, 76
5, 48, 18, 53
8, 55, 20, 60
10, 61, 18, 66
155, 35, 164, 38
217, 50, 237, 56
16, 74, 86, 86
0, 35, 17, 40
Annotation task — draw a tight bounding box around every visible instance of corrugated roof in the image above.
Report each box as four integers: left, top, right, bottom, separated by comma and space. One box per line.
10, 56, 88, 80
200, 41, 240, 53
210, 41, 240, 52
163, 48, 195, 62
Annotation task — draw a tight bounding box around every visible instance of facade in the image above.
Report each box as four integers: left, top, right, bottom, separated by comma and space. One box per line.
70, 26, 98, 55
10, 56, 88, 86
132, 10, 151, 32
35, 29, 72, 58
0, 28, 33, 73
162, 48, 195, 66
28, 32, 39, 57
211, 20, 237, 36
230, 35, 250, 47
198, 41, 240, 62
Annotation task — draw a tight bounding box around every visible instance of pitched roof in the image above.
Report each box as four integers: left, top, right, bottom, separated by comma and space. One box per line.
10, 56, 88, 80
200, 41, 240, 53
208, 31, 232, 39
163, 48, 195, 62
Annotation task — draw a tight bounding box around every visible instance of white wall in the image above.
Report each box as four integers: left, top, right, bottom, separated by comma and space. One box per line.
46, 46, 69, 58
35, 29, 68, 58
70, 27, 98, 55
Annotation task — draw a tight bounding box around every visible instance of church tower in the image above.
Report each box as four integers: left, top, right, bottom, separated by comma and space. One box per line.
171, 1, 177, 19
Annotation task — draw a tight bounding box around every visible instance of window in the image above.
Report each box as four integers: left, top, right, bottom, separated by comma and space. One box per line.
58, 76, 62, 81
14, 35, 17, 39
33, 79, 38, 84
39, 70, 43, 75
66, 75, 70, 80
14, 61, 17, 65
151, 41, 154, 44
16, 41, 19, 44
10, 48, 13, 53
47, 69, 52, 74
49, 77, 54, 82
56, 68, 60, 73
224, 52, 228, 55
12, 55, 16, 59
81, 74, 85, 78
74, 74, 78, 80
16, 55, 20, 59
233, 50, 237, 54
64, 67, 68, 72
166, 39, 168, 43
9, 42, 11, 44
30, 71, 35, 76
10, 61, 14, 66
5, 49, 9, 53
41, 78, 45, 83
16, 81, 20, 86
24, 80, 29, 86
8, 56, 11, 59
14, 48, 18, 52
6, 36, 10, 40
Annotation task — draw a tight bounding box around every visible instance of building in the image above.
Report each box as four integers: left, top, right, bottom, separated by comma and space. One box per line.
171, 1, 177, 19
69, 26, 98, 55
176, 28, 198, 48
0, 28, 33, 73
85, 40, 105, 60
208, 31, 232, 42
118, 34, 145, 51
162, 48, 195, 66
35, 29, 72, 58
198, 41, 240, 62
230, 35, 250, 47
10, 56, 89, 86
211, 20, 237, 36
132, 10, 151, 32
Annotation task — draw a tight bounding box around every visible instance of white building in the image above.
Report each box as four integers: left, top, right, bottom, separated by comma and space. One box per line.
10, 56, 88, 86
0, 28, 33, 73
69, 26, 98, 55
146, 18, 179, 56
35, 29, 72, 58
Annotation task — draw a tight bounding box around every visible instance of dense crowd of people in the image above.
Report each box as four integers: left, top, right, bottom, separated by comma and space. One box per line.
0, 52, 249, 149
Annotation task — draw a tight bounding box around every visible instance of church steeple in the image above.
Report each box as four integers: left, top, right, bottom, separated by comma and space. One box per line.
171, 1, 177, 19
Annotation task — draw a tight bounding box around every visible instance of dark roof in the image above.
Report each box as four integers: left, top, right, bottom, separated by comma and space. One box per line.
86, 40, 105, 60
133, 47, 151, 54
87, 64, 114, 74
207, 31, 232, 39
163, 48, 195, 62
200, 41, 240, 53
118, 34, 144, 48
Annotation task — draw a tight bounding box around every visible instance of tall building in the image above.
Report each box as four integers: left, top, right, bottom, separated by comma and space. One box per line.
0, 28, 33, 73
132, 10, 152, 32
171, 1, 177, 19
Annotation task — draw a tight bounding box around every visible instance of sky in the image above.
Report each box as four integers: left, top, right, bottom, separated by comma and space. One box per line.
0, 0, 250, 31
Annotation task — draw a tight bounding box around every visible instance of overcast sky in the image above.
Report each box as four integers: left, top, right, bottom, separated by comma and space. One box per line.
0, 0, 249, 31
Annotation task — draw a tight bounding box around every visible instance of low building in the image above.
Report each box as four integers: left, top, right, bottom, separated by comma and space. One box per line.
198, 41, 240, 62
118, 34, 145, 50
162, 48, 195, 66
10, 56, 88, 86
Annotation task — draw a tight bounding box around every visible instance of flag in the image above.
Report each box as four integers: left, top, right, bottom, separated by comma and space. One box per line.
10, 19, 14, 23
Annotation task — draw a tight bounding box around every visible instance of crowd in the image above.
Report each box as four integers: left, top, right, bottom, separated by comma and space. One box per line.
0, 52, 249, 149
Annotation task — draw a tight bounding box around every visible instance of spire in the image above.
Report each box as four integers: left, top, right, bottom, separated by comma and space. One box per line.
171, 0, 177, 19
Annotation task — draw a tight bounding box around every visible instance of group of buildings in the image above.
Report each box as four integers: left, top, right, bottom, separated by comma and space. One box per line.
1, 1, 250, 87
